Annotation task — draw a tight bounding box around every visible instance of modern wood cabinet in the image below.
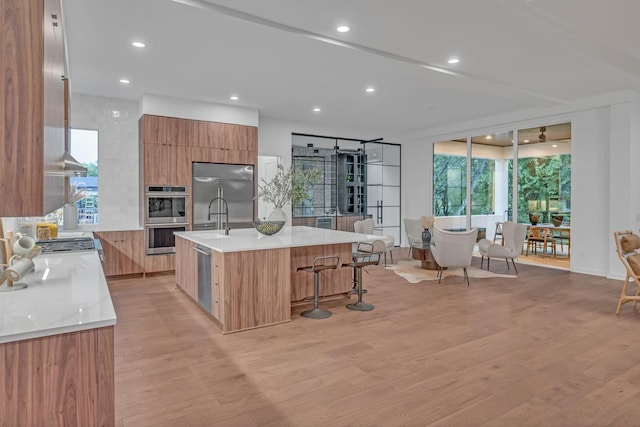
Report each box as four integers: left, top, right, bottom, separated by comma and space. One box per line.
211, 251, 224, 321
142, 143, 190, 186
144, 253, 175, 273
139, 114, 257, 273
175, 237, 198, 300
141, 115, 258, 152
0, 326, 114, 426
0, 0, 66, 216
94, 230, 144, 276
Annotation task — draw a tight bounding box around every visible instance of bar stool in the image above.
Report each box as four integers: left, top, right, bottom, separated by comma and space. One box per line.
296, 255, 340, 319
342, 241, 381, 311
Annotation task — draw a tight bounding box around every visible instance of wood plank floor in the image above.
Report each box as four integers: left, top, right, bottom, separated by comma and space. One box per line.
109, 250, 640, 426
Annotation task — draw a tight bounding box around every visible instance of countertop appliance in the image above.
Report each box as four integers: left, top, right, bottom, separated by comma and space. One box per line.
192, 163, 254, 231
37, 236, 104, 261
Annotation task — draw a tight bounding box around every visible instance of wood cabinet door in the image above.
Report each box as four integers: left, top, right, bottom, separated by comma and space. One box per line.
143, 144, 190, 186
0, 0, 66, 216
175, 237, 198, 300
141, 115, 188, 146
144, 253, 175, 273
95, 230, 144, 276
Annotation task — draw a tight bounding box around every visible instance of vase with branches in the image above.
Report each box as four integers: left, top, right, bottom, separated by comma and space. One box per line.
257, 164, 322, 221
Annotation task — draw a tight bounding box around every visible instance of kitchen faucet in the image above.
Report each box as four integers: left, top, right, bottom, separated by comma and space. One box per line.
207, 197, 230, 235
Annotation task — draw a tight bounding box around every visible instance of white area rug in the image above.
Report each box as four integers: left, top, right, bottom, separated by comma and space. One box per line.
387, 260, 516, 284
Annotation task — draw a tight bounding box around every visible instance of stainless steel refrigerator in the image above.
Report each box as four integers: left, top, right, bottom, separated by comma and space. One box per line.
192, 162, 254, 230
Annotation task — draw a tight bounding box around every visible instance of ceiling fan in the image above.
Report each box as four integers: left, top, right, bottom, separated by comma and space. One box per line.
538, 127, 547, 142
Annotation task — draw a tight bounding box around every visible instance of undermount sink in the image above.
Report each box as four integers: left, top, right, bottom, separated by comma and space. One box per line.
198, 233, 230, 239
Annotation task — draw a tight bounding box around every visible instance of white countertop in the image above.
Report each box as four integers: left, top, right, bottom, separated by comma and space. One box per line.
0, 250, 116, 344
175, 226, 377, 252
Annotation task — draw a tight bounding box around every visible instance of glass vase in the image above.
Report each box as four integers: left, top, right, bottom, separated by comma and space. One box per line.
268, 207, 288, 224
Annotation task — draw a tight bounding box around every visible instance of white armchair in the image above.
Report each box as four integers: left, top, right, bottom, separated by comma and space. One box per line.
404, 218, 424, 257
478, 221, 527, 273
353, 218, 394, 265
430, 227, 478, 285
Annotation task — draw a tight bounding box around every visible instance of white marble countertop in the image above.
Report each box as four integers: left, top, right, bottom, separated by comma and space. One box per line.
175, 226, 377, 253
0, 250, 116, 344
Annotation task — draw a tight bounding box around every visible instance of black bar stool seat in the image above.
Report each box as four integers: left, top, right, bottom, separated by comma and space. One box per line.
297, 255, 340, 319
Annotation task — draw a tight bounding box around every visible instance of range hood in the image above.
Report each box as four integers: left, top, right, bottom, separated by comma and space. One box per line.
63, 152, 88, 177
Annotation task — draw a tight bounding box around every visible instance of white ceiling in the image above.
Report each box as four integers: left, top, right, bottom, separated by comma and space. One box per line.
61, 0, 640, 136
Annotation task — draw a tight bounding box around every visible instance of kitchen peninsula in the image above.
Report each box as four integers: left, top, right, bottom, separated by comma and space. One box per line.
0, 250, 116, 425
175, 226, 373, 333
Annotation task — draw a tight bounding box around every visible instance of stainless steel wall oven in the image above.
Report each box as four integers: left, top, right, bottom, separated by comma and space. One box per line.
145, 185, 188, 224
144, 185, 188, 255
145, 223, 187, 255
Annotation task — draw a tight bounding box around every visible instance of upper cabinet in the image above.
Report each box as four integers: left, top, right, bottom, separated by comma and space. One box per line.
0, 0, 66, 216
139, 114, 258, 186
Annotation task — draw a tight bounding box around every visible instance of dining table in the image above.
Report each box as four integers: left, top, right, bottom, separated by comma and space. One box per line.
527, 223, 571, 257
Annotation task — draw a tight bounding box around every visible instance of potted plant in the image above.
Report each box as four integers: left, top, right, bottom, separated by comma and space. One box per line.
257, 164, 322, 222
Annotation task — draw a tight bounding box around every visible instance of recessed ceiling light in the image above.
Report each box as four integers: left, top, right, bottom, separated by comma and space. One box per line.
448, 58, 460, 64
119, 79, 130, 84
523, 139, 530, 143
485, 135, 492, 140
132, 41, 145, 48
337, 25, 350, 33
552, 144, 558, 148
365, 87, 375, 93
313, 107, 321, 112
230, 95, 239, 101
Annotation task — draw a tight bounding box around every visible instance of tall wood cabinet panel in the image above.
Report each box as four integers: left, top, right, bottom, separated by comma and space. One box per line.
0, 0, 66, 216
175, 237, 198, 300
143, 143, 190, 186
0, 326, 114, 426
95, 230, 144, 276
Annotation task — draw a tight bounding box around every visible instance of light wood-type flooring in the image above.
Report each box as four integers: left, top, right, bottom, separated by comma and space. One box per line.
109, 249, 640, 426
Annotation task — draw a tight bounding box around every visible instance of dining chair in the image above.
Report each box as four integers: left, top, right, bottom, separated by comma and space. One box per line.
553, 228, 571, 256
526, 227, 556, 257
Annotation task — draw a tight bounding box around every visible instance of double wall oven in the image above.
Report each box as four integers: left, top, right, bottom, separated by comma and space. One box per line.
145, 186, 188, 255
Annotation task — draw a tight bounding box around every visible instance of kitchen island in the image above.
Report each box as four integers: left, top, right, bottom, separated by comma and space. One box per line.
175, 226, 375, 334
0, 250, 116, 426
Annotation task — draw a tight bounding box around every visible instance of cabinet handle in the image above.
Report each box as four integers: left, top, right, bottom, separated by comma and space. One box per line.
192, 246, 211, 256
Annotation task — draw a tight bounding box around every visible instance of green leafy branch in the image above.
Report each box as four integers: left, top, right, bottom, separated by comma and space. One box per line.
258, 164, 322, 208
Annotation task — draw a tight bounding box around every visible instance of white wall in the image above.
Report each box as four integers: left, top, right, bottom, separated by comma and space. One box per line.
70, 94, 141, 231
140, 93, 258, 126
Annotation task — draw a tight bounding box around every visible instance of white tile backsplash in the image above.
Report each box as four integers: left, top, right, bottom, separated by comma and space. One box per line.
70, 94, 141, 230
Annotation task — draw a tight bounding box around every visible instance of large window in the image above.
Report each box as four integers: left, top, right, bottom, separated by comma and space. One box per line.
433, 140, 467, 230
433, 123, 571, 236
70, 129, 99, 224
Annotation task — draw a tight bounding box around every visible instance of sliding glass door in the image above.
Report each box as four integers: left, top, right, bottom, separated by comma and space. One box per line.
364, 141, 401, 243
